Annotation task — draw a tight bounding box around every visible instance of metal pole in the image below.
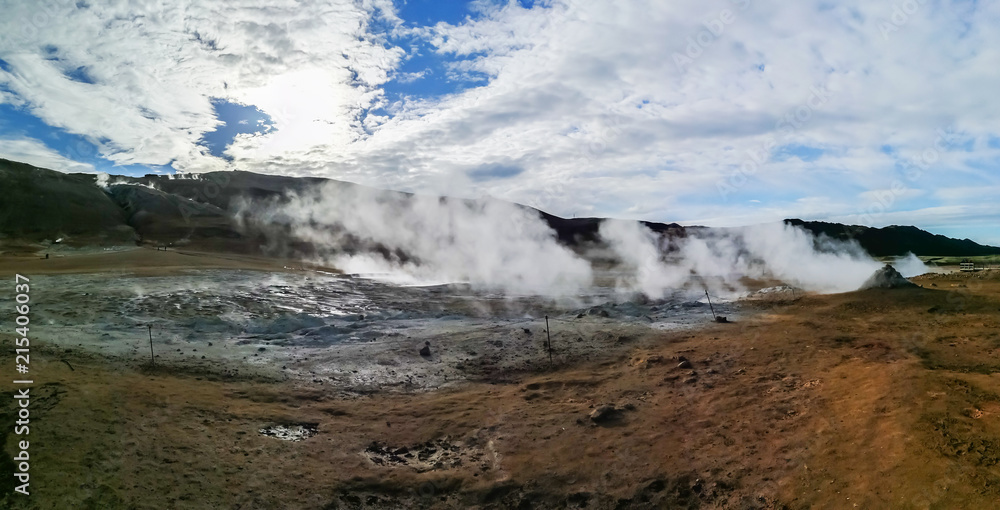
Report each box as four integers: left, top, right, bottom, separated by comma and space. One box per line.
705, 290, 717, 320
148, 325, 155, 366
545, 315, 552, 365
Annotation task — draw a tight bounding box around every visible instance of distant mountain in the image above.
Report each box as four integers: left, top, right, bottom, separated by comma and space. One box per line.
0, 158, 996, 258
0, 159, 135, 247
784, 219, 1000, 257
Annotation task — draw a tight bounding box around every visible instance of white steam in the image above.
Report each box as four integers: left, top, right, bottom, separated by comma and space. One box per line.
94, 172, 157, 191
95, 172, 111, 190
270, 184, 594, 295
599, 220, 884, 296
891, 252, 930, 277
258, 185, 924, 297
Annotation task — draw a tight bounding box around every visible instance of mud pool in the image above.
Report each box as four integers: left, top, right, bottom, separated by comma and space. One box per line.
29, 269, 740, 393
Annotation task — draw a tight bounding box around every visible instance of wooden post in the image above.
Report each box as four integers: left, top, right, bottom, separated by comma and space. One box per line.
545, 315, 552, 365
705, 290, 717, 320
148, 325, 155, 366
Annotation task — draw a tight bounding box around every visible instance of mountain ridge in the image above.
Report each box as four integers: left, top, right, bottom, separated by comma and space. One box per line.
1, 158, 997, 258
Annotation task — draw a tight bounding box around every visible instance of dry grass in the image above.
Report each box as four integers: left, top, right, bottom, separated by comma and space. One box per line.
2, 262, 1000, 508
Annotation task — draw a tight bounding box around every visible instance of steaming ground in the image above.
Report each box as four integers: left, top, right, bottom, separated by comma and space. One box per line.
25, 265, 741, 393
4, 248, 1000, 509
250, 185, 927, 297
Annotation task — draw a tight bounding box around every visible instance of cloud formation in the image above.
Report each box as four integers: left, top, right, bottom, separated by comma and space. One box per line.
0, 136, 94, 173
0, 0, 998, 242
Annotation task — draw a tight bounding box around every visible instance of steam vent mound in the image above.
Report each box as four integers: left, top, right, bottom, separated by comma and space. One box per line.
859, 263, 918, 290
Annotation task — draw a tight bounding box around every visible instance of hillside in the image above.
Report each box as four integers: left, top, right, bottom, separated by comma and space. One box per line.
0, 158, 996, 258
0, 159, 135, 247
785, 219, 1000, 257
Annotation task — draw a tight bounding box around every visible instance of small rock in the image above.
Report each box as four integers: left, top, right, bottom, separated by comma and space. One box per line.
677, 359, 693, 369
589, 404, 619, 423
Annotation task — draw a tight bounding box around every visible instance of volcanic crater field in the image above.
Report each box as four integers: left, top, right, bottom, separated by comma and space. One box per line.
2, 250, 1000, 509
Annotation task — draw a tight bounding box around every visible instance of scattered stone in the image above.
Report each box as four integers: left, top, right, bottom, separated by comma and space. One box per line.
589, 404, 620, 423
419, 341, 431, 357
364, 437, 482, 472
859, 264, 918, 290
259, 423, 318, 441
634, 354, 665, 369
677, 359, 693, 369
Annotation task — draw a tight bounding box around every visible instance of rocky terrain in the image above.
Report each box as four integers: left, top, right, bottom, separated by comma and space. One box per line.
1, 249, 999, 509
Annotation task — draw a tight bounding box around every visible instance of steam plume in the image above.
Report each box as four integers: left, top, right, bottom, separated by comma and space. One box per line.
262, 183, 594, 295
249, 186, 927, 297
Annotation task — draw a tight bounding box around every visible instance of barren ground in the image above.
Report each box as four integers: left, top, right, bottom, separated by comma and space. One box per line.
1, 250, 999, 509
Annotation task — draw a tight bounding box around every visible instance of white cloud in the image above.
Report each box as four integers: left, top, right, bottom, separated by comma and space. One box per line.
0, 137, 94, 173
300, 0, 1000, 230
0, 0, 998, 242
0, 0, 403, 171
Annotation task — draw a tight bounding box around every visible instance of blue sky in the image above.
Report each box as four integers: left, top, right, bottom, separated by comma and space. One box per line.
0, 0, 998, 245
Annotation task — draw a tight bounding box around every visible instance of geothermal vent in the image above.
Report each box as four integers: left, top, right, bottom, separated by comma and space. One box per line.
859, 264, 918, 290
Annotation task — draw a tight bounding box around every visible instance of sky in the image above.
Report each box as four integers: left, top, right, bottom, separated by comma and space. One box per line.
0, 0, 997, 245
